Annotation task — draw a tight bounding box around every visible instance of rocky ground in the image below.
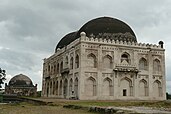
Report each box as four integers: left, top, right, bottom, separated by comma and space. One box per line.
110, 106, 171, 113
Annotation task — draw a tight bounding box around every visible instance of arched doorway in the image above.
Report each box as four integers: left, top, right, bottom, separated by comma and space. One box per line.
69, 78, 73, 96
120, 77, 132, 96
59, 80, 62, 95
74, 78, 78, 98
63, 79, 68, 98
46, 82, 49, 97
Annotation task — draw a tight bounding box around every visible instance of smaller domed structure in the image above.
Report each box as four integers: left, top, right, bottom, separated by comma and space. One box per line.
9, 74, 33, 87
5, 74, 37, 96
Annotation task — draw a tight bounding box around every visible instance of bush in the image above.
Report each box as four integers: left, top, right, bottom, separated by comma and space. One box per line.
166, 92, 171, 99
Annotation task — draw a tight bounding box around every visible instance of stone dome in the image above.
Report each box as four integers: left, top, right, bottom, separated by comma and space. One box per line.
55, 17, 137, 52
56, 32, 77, 50
9, 74, 34, 87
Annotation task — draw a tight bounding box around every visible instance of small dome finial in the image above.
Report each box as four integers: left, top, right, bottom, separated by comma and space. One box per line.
80, 32, 86, 37
159, 41, 164, 48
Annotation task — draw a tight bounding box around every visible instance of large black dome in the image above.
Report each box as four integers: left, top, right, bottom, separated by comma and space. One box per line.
56, 32, 77, 49
55, 17, 137, 52
9, 74, 34, 87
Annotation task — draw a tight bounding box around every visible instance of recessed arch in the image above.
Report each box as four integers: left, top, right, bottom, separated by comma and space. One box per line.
120, 77, 132, 86
139, 79, 148, 96
56, 81, 58, 95
46, 82, 49, 97
69, 78, 73, 96
139, 58, 148, 70
121, 52, 130, 64
65, 56, 68, 66
63, 79, 68, 98
60, 61, 63, 72
103, 55, 113, 69
85, 77, 96, 96
50, 81, 53, 95
154, 80, 161, 87
57, 63, 59, 74
120, 77, 133, 96
75, 54, 79, 68
59, 80, 62, 95
53, 80, 55, 95
102, 77, 113, 96
70, 57, 73, 69
87, 53, 97, 68
153, 80, 162, 97
153, 59, 161, 74
54, 64, 56, 74
74, 78, 78, 98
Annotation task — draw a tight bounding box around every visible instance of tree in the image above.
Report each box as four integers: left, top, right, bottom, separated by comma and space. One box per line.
166, 92, 171, 100
0, 68, 6, 90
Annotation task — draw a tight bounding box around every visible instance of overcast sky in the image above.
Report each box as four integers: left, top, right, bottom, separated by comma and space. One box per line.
0, 0, 171, 93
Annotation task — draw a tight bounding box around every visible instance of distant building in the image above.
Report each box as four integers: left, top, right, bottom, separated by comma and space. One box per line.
5, 74, 37, 96
42, 17, 166, 100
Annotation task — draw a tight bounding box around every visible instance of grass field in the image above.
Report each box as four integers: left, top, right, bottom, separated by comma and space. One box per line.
1, 99, 171, 114
36, 98, 171, 109
0, 102, 95, 114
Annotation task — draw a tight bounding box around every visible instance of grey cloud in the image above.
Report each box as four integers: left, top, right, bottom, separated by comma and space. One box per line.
0, 48, 39, 71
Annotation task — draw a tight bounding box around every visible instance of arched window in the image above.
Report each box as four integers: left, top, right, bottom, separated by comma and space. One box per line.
87, 53, 97, 68
75, 54, 79, 68
139, 58, 148, 70
153, 59, 161, 73
60, 61, 63, 72
65, 56, 68, 67
70, 57, 73, 69
103, 55, 112, 69
48, 64, 50, 73
121, 53, 130, 64
57, 63, 59, 74
51, 66, 53, 75
54, 64, 56, 74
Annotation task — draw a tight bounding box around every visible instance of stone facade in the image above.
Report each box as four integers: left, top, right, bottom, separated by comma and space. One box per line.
42, 17, 166, 100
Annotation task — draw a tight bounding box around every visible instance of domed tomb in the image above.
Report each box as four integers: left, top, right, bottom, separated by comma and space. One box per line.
5, 74, 37, 96
55, 17, 137, 52
9, 74, 34, 87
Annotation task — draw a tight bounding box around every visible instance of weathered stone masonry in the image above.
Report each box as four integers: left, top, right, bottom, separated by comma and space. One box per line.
42, 17, 166, 100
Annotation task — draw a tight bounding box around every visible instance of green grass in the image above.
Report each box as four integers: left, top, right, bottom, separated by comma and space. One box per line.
7, 97, 171, 114
1, 99, 171, 114
0, 102, 96, 114
48, 100, 171, 109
